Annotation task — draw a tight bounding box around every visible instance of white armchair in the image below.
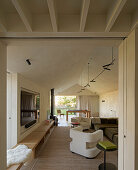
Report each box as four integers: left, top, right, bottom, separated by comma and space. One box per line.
71, 117, 91, 129
70, 126, 103, 158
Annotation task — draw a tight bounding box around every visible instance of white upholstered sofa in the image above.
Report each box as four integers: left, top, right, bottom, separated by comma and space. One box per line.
70, 126, 103, 158
71, 117, 91, 129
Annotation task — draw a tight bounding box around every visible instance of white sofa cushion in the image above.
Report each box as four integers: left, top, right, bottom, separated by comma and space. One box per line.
71, 117, 91, 129
91, 117, 101, 124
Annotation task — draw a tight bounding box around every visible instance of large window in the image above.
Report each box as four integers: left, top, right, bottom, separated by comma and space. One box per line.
55, 96, 77, 115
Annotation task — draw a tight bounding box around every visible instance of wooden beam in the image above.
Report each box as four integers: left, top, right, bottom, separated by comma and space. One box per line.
105, 0, 127, 32
47, 0, 58, 32
12, 0, 32, 32
80, 0, 90, 32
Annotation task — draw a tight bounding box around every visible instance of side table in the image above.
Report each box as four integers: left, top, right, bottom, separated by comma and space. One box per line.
96, 141, 117, 170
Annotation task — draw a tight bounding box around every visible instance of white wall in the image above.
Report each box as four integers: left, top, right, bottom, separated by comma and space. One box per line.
17, 74, 50, 142
78, 95, 99, 116
0, 42, 7, 169
7, 73, 50, 144
99, 90, 118, 118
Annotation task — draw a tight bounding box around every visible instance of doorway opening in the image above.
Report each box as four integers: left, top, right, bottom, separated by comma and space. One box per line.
55, 96, 77, 126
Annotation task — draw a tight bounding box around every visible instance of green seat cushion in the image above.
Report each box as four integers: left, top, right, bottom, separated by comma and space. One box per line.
98, 141, 117, 150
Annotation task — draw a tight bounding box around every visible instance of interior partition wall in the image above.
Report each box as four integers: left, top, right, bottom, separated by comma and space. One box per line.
0, 41, 7, 169
118, 28, 138, 170
7, 73, 18, 149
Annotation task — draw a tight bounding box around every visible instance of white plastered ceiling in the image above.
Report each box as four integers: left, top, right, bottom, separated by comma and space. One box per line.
7, 38, 120, 95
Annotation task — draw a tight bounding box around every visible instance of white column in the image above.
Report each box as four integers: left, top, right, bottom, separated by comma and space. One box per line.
119, 28, 138, 170
0, 41, 7, 169
7, 73, 18, 148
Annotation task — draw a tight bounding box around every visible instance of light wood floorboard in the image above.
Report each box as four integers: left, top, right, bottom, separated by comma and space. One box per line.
21, 126, 118, 170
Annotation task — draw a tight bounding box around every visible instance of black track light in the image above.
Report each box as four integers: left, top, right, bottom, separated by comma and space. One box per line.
104, 67, 111, 71
90, 79, 96, 82
26, 59, 31, 65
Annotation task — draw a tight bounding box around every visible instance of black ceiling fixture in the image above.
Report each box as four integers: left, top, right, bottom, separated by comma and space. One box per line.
90, 70, 105, 83
90, 47, 115, 83
103, 67, 111, 71
102, 47, 115, 70
26, 59, 31, 65
90, 79, 96, 83
81, 87, 85, 90
78, 47, 116, 93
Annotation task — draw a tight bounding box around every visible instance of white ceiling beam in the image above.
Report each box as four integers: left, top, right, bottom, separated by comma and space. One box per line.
105, 0, 127, 32
0, 31, 128, 38
80, 0, 90, 32
47, 0, 58, 32
12, 0, 32, 32
131, 10, 138, 31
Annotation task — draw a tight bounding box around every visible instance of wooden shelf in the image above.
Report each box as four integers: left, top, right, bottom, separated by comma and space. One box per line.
7, 120, 54, 170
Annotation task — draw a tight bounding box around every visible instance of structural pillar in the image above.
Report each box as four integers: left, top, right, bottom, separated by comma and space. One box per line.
0, 41, 7, 169
119, 28, 138, 170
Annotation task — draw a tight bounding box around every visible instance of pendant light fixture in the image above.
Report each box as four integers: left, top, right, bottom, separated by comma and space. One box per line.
102, 47, 115, 70
90, 70, 105, 83
90, 47, 115, 83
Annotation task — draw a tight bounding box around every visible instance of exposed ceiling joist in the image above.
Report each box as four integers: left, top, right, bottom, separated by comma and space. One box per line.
12, 0, 32, 32
0, 13, 7, 32
131, 10, 138, 31
80, 0, 90, 32
105, 0, 127, 32
0, 31, 128, 38
47, 0, 58, 32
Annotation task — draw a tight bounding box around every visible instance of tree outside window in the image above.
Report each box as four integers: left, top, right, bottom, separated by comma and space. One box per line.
55, 96, 77, 115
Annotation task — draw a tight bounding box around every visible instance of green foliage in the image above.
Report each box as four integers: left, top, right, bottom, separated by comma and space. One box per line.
55, 96, 77, 108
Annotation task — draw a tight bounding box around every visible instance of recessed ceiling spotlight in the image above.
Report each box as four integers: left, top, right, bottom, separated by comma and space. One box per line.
26, 59, 31, 65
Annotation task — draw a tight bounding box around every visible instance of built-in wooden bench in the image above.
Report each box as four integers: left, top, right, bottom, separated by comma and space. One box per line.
7, 120, 54, 170
7, 164, 23, 170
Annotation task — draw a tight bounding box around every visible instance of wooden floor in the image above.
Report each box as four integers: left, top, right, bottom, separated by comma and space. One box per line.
21, 126, 118, 170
